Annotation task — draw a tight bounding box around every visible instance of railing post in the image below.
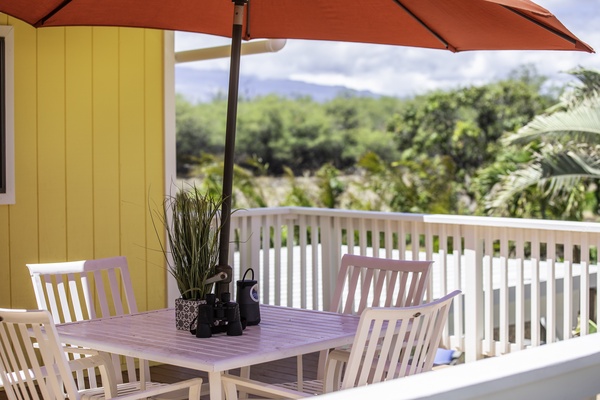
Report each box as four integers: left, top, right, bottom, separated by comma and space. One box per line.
320, 215, 337, 312
464, 225, 484, 362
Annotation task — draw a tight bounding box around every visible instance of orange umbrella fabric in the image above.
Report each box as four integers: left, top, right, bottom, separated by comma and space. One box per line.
0, 0, 593, 293
0, 0, 593, 52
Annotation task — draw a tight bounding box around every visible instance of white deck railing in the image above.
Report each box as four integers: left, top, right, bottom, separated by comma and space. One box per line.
228, 207, 599, 362
315, 332, 600, 400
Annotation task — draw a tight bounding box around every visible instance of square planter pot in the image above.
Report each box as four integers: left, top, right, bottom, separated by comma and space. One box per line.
175, 298, 205, 331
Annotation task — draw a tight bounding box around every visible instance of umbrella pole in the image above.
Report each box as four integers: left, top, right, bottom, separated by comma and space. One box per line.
216, 1, 247, 297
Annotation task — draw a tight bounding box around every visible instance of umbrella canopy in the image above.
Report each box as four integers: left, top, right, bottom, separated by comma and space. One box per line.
1, 0, 593, 52
1, 0, 593, 295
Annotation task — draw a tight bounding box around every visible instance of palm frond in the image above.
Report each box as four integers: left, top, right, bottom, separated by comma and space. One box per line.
485, 150, 600, 213
505, 93, 600, 145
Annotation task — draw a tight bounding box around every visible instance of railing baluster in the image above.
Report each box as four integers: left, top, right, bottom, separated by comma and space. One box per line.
580, 232, 590, 336
310, 215, 323, 310
274, 213, 282, 306
499, 228, 510, 355
299, 215, 308, 309
531, 230, 541, 346
514, 229, 525, 350
483, 228, 494, 355
563, 232, 573, 340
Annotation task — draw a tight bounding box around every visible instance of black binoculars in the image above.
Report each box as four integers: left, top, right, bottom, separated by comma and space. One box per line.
193, 292, 244, 338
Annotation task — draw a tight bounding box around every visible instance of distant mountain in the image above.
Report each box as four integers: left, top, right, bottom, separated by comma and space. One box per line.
175, 66, 380, 103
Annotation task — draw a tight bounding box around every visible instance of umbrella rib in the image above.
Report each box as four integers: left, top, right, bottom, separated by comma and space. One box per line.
500, 5, 576, 46
392, 0, 456, 52
34, 0, 73, 27
244, 0, 251, 39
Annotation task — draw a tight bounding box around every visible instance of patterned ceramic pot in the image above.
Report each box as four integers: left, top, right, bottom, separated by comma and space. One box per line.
175, 298, 206, 331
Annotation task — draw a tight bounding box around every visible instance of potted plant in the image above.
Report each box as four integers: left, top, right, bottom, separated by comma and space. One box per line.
152, 183, 226, 330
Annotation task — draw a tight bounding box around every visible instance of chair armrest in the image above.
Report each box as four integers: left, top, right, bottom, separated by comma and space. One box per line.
221, 375, 309, 399
323, 349, 351, 393
66, 353, 112, 372
68, 351, 120, 396
114, 378, 203, 400
327, 349, 350, 364
62, 346, 100, 356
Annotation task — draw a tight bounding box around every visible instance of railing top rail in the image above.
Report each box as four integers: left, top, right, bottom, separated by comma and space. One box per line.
231, 207, 600, 233
315, 333, 600, 399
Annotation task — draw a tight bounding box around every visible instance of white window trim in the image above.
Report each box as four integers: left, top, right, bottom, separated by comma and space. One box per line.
0, 25, 14, 205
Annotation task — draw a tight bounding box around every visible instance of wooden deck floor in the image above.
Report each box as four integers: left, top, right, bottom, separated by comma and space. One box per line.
150, 351, 319, 386
0, 353, 319, 400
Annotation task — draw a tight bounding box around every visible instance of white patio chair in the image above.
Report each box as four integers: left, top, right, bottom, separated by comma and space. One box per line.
26, 256, 185, 395
305, 254, 433, 383
222, 290, 461, 399
330, 254, 433, 314
0, 308, 203, 400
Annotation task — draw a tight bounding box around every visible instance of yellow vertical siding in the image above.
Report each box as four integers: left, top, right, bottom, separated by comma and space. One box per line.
119, 28, 150, 311
9, 19, 39, 308
65, 27, 94, 260
92, 28, 121, 259
0, 18, 167, 310
37, 28, 67, 261
144, 31, 168, 311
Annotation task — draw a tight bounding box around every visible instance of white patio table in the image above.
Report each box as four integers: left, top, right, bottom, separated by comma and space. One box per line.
55, 304, 360, 400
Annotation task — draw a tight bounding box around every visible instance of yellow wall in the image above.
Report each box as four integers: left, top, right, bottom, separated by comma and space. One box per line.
0, 16, 167, 312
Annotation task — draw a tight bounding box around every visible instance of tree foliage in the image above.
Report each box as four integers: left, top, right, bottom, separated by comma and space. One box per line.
175, 65, 600, 221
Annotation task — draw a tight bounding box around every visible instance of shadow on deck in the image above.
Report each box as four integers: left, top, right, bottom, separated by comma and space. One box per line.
0, 352, 318, 400
151, 352, 319, 395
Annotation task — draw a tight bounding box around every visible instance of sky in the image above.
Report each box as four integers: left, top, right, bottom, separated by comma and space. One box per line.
174, 0, 600, 99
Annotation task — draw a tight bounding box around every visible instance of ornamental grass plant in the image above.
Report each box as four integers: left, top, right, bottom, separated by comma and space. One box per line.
153, 184, 226, 301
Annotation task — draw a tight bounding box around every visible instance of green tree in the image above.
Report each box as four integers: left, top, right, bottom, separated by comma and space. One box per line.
385, 66, 552, 212
176, 95, 226, 176
348, 152, 458, 214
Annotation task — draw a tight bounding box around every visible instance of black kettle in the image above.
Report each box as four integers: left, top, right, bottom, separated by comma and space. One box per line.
236, 268, 260, 325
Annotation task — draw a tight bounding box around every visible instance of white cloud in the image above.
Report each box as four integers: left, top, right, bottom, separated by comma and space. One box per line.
175, 0, 600, 98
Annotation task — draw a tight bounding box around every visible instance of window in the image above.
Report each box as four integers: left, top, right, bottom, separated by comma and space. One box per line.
0, 25, 14, 205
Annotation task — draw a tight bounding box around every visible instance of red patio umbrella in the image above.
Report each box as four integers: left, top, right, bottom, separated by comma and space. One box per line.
0, 0, 593, 294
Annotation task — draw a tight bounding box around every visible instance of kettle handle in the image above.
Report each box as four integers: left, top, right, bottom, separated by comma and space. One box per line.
242, 268, 254, 281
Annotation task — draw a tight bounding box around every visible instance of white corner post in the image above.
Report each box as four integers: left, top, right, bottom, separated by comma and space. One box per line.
163, 30, 178, 307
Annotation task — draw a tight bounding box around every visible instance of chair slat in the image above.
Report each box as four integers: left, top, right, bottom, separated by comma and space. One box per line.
92, 269, 111, 318
42, 276, 62, 323
68, 273, 86, 321
107, 269, 125, 316
56, 274, 73, 323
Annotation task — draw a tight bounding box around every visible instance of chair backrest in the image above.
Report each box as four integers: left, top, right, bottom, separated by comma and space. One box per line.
26, 256, 143, 385
337, 290, 461, 391
27, 256, 137, 323
329, 254, 433, 315
0, 308, 84, 400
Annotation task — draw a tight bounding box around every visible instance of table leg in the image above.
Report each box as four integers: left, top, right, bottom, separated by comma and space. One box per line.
239, 367, 250, 399
209, 371, 223, 400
